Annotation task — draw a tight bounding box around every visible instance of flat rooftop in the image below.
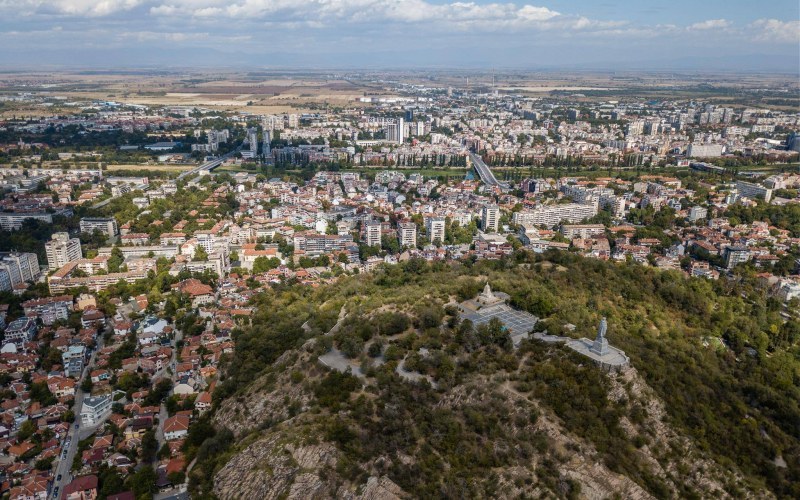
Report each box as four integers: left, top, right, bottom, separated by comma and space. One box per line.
458, 302, 538, 347
566, 338, 630, 369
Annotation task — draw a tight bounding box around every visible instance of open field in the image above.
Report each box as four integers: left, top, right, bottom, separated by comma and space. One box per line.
1, 69, 797, 118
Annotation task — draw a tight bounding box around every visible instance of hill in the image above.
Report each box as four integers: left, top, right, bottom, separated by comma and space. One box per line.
185, 251, 800, 499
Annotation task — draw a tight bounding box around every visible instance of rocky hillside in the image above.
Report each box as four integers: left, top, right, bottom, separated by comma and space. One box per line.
186, 253, 799, 499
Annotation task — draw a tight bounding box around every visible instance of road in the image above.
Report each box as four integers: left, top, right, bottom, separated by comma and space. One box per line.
90, 197, 113, 210
90, 145, 242, 211
176, 146, 242, 180
50, 324, 109, 499
469, 152, 499, 186
153, 327, 182, 482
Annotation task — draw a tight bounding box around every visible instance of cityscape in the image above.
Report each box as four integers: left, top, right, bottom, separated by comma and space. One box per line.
0, 1, 799, 500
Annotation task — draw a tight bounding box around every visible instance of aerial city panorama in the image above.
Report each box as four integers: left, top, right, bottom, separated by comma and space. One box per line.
0, 1, 798, 499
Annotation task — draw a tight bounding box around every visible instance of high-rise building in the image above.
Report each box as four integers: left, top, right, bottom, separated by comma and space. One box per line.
385, 118, 405, 144
425, 217, 446, 243
263, 129, 271, 156
481, 205, 500, 232
687, 144, 724, 158
724, 246, 751, 270
689, 206, 708, 222
80, 217, 118, 238
397, 221, 417, 248
788, 133, 800, 153
512, 203, 599, 229
364, 221, 382, 247
0, 252, 40, 290
242, 127, 258, 159
736, 181, 773, 203
45, 232, 82, 270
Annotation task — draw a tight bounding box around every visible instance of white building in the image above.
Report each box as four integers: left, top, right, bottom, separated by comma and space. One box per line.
425, 217, 446, 243
736, 181, 773, 203
0, 212, 53, 231
687, 144, 724, 158
364, 221, 382, 247
397, 221, 417, 248
560, 224, 605, 239
80, 395, 112, 426
79, 217, 118, 237
45, 232, 82, 271
689, 206, 708, 222
512, 203, 598, 229
481, 205, 500, 233
0, 252, 40, 290
385, 118, 405, 144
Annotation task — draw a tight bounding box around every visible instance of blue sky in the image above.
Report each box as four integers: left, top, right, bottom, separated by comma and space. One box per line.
0, 0, 797, 70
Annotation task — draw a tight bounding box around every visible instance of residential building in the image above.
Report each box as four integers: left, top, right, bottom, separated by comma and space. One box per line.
687, 144, 724, 158
0, 211, 53, 231
0, 252, 40, 290
724, 246, 751, 270
45, 232, 82, 270
364, 221, 382, 247
425, 217, 446, 243
481, 205, 500, 232
163, 415, 190, 440
79, 217, 118, 238
80, 395, 112, 426
689, 206, 708, 222
293, 233, 353, 256
560, 224, 605, 239
62, 474, 99, 500
736, 181, 773, 203
385, 117, 405, 144
397, 221, 417, 248
512, 203, 598, 229
3, 317, 37, 346
22, 295, 73, 325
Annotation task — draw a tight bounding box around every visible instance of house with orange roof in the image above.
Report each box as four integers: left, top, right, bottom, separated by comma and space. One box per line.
163, 415, 190, 441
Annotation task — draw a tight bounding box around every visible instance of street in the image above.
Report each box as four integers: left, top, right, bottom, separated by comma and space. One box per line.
49, 312, 119, 499
154, 328, 181, 472
469, 152, 499, 186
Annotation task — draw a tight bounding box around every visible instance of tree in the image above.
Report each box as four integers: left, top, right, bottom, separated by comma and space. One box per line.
35, 457, 54, 470
80, 377, 93, 393
140, 430, 158, 462
107, 246, 124, 273
30, 381, 57, 406
193, 246, 209, 261
17, 419, 36, 441
382, 234, 401, 254
252, 256, 280, 274
126, 467, 157, 497
167, 471, 186, 486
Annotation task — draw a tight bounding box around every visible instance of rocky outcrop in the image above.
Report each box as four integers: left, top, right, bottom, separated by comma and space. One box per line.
213, 349, 314, 437
213, 434, 339, 500
606, 368, 769, 499
213, 430, 410, 500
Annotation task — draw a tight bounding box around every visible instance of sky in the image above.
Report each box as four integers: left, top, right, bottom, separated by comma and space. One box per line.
0, 0, 798, 71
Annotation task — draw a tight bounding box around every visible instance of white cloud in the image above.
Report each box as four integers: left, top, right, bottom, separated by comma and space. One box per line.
0, 0, 144, 17
688, 19, 731, 31
750, 18, 800, 44
131, 0, 597, 33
